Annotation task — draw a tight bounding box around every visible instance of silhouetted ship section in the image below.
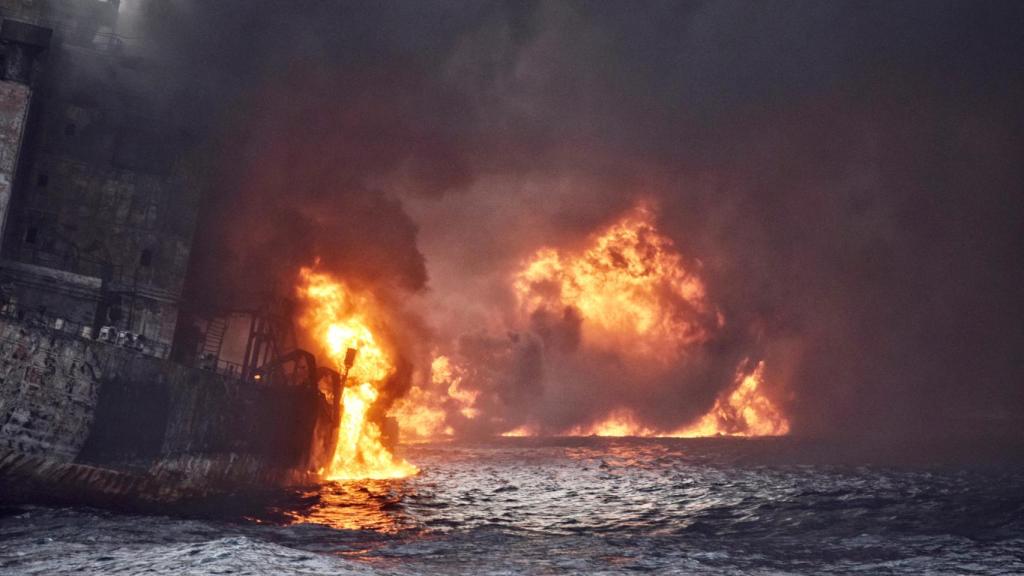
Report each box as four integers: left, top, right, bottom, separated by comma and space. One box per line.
0, 9, 340, 505
0, 315, 343, 505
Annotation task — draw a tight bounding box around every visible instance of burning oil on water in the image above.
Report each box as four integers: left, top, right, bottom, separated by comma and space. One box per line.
312, 203, 790, 457
389, 202, 790, 443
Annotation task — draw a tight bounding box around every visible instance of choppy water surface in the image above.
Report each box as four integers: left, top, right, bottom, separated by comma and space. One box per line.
2, 438, 1023, 575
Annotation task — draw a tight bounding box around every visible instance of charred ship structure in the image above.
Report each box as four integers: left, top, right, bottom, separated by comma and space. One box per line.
0, 3, 346, 505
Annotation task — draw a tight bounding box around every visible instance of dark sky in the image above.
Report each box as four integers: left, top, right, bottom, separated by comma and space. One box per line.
143, 0, 1024, 453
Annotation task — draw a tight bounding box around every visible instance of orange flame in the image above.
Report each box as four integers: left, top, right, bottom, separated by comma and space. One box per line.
296, 267, 418, 480
500, 424, 537, 438
671, 361, 790, 437
389, 383, 452, 442
391, 354, 478, 442
504, 203, 789, 439
434, 355, 480, 419
553, 361, 789, 438
565, 409, 657, 438
513, 203, 713, 362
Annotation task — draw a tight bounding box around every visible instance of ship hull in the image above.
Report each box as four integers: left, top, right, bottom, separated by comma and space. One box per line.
0, 318, 329, 506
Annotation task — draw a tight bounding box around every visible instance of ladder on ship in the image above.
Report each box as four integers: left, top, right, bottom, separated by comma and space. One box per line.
201, 317, 228, 365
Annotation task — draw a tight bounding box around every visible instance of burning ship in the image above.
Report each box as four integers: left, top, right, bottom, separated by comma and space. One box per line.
0, 6, 404, 506
0, 2, 792, 508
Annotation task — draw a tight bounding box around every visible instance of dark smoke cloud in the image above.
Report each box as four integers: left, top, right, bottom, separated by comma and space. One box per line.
129, 1, 482, 308
136, 0, 1023, 453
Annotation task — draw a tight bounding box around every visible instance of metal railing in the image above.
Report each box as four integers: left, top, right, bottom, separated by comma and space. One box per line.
195, 354, 246, 382
0, 306, 170, 359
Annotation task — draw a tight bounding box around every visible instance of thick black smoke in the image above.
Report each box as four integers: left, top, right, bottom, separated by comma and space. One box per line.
135, 1, 1023, 454
126, 2, 479, 308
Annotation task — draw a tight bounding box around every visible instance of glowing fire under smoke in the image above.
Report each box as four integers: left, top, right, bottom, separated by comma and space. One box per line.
510, 203, 790, 438
297, 201, 788, 451
390, 355, 473, 442
297, 267, 418, 480
565, 361, 790, 438
514, 203, 712, 362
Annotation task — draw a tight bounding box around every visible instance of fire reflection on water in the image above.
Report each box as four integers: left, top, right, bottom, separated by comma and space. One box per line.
279, 480, 417, 534
262, 437, 792, 540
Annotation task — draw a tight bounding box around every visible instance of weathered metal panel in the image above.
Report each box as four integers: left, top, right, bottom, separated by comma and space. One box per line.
0, 80, 31, 248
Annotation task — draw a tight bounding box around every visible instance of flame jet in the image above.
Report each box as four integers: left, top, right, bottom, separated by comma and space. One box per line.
296, 267, 418, 480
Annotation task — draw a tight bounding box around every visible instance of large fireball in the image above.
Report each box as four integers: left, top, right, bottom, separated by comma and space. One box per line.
512, 203, 789, 438
513, 203, 714, 362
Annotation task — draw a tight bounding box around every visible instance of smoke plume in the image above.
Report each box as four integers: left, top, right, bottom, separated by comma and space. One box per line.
128, 1, 1023, 454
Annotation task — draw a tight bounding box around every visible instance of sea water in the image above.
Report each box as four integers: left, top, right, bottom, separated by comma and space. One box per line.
2, 438, 1022, 575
